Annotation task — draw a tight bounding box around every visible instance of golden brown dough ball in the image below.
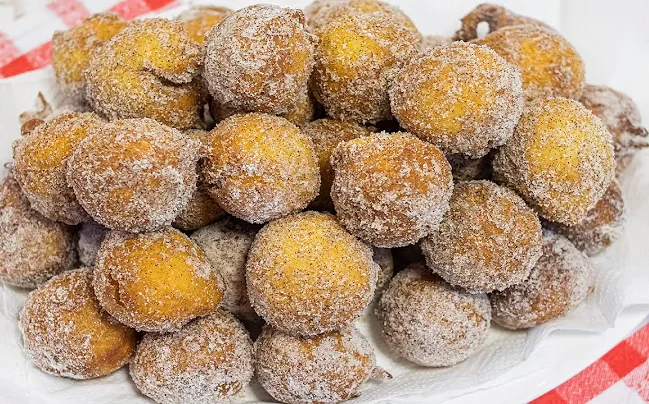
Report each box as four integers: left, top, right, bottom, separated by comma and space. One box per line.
52, 13, 127, 98
302, 118, 370, 211
85, 18, 205, 129
191, 217, 260, 322
93, 228, 224, 332
67, 118, 201, 232
246, 211, 378, 336
376, 263, 491, 366
20, 268, 137, 379
12, 112, 104, 224
546, 181, 625, 256
176, 5, 232, 44
491, 230, 594, 329
578, 84, 648, 173
454, 4, 551, 42
312, 13, 421, 123
474, 25, 585, 100
0, 171, 77, 288
390, 43, 523, 157
202, 113, 320, 224
203, 5, 316, 115
255, 326, 379, 404
421, 181, 543, 293
172, 187, 226, 232
130, 310, 253, 404
77, 221, 108, 267
331, 133, 453, 248
281, 89, 319, 127
493, 97, 615, 225
306, 0, 418, 33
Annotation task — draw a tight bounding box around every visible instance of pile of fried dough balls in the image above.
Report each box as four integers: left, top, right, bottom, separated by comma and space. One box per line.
2, 1, 646, 403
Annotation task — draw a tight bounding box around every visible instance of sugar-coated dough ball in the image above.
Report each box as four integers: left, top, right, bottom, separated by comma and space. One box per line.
203, 5, 316, 115
331, 132, 453, 248
52, 13, 127, 98
172, 187, 226, 232
306, 0, 417, 33
191, 217, 260, 321
255, 326, 377, 404
0, 171, 77, 288
421, 181, 543, 293
93, 228, 224, 332
202, 113, 320, 224
67, 118, 201, 232
474, 25, 584, 101
373, 246, 394, 293
77, 221, 108, 267
130, 310, 253, 404
454, 4, 551, 42
493, 97, 615, 225
281, 89, 318, 127
176, 5, 232, 44
312, 13, 421, 123
85, 18, 205, 129
390, 43, 523, 157
491, 230, 594, 329
13, 112, 104, 224
246, 211, 378, 336
20, 268, 137, 379
421, 35, 452, 50
376, 263, 491, 366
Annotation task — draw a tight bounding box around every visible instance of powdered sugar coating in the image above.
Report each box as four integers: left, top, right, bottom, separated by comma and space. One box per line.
390, 43, 523, 158
421, 35, 452, 50
492, 97, 615, 225
93, 228, 224, 332
306, 0, 418, 33
578, 84, 649, 173
20, 268, 137, 379
312, 13, 421, 123
67, 118, 200, 233
85, 18, 205, 129
421, 181, 543, 293
376, 263, 491, 367
130, 310, 253, 404
77, 221, 108, 266
255, 326, 376, 404
453, 4, 550, 42
13, 112, 104, 224
191, 217, 260, 322
331, 132, 454, 248
473, 25, 585, 101
545, 181, 625, 257
247, 211, 378, 336
203, 4, 316, 115
201, 113, 320, 224
0, 170, 77, 288
491, 230, 594, 330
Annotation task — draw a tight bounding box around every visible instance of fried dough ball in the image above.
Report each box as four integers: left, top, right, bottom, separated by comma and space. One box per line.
312, 13, 421, 123
447, 153, 493, 182
578, 84, 649, 173
176, 5, 232, 45
302, 118, 370, 211
203, 5, 316, 116
0, 171, 77, 288
93, 228, 224, 332
20, 268, 137, 379
454, 4, 550, 42
306, 0, 418, 33
191, 217, 260, 321
493, 97, 615, 225
390, 43, 523, 158
85, 18, 205, 129
246, 211, 378, 336
421, 181, 543, 293
255, 326, 379, 404
331, 133, 453, 248
422, 35, 452, 50
546, 181, 625, 256
130, 310, 253, 404
12, 112, 104, 224
474, 25, 585, 100
173, 187, 226, 232
372, 247, 393, 293
281, 89, 318, 127
202, 113, 320, 224
376, 263, 491, 366
52, 13, 127, 98
491, 230, 594, 329
67, 118, 201, 232
77, 221, 108, 267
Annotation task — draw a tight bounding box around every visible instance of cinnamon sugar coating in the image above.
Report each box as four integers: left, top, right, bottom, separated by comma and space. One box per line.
176, 5, 232, 45
454, 4, 550, 42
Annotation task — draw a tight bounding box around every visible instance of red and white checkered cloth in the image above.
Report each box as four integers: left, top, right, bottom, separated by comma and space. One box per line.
1, 1, 649, 403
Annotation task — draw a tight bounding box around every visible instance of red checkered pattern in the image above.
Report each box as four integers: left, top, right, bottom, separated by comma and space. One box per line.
47, 0, 89, 27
